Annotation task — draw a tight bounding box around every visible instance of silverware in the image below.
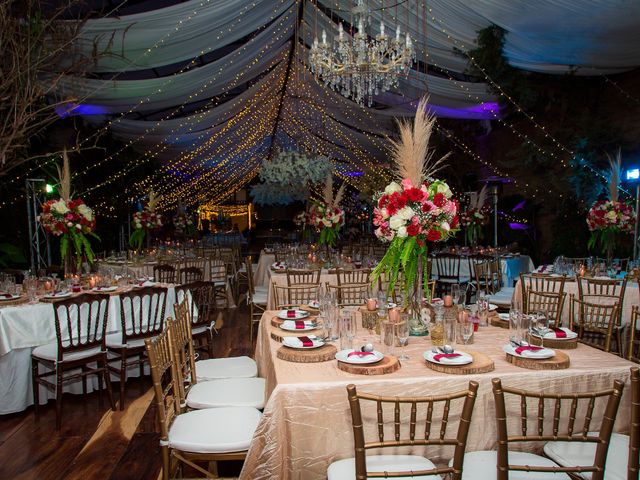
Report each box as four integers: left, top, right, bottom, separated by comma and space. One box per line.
442, 344, 455, 354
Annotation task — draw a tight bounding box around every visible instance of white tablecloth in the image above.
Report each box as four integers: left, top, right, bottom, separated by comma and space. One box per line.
432, 255, 534, 287
0, 286, 176, 414
253, 252, 275, 288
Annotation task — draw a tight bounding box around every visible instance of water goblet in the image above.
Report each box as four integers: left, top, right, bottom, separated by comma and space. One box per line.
382, 320, 396, 356
396, 314, 410, 360
535, 311, 550, 348
459, 319, 473, 346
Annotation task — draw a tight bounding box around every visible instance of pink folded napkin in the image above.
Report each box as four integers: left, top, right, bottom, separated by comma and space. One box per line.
287, 310, 297, 318
294, 320, 305, 329
298, 336, 313, 347
433, 353, 461, 362
515, 345, 544, 355
550, 327, 567, 338
347, 351, 374, 358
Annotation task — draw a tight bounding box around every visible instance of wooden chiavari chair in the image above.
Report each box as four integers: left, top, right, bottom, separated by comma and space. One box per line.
578, 276, 628, 354
524, 290, 567, 327
629, 306, 640, 364
569, 294, 619, 354
145, 328, 261, 480
167, 304, 265, 411
31, 293, 115, 429
433, 253, 464, 297
336, 268, 371, 286
178, 266, 204, 284
369, 244, 387, 259
377, 270, 404, 303
246, 258, 267, 341
327, 283, 370, 307
273, 284, 320, 310
285, 268, 321, 286
544, 367, 639, 480
174, 281, 220, 357
154, 263, 177, 283
458, 377, 625, 480
207, 259, 229, 308
327, 381, 479, 480
106, 286, 168, 410
472, 260, 497, 294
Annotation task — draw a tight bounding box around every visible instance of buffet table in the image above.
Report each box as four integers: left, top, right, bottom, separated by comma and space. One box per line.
240, 310, 635, 479
0, 285, 177, 414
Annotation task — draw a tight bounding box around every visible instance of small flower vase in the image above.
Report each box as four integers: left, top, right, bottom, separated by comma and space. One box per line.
406, 255, 429, 336
63, 247, 77, 279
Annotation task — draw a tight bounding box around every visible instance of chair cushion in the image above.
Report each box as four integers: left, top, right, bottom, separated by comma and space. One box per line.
168, 406, 261, 454
543, 432, 629, 480
105, 332, 148, 349
490, 287, 515, 306
254, 286, 268, 294
195, 356, 258, 380
186, 377, 266, 410
327, 455, 441, 480
454, 451, 571, 479
192, 325, 210, 336
252, 291, 268, 305
32, 342, 104, 363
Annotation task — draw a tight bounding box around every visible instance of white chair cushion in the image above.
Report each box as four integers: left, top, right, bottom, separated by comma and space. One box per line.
490, 287, 515, 306
327, 455, 441, 480
195, 356, 258, 380
192, 325, 210, 335
544, 432, 630, 480
186, 377, 266, 410
168, 406, 261, 454
105, 332, 148, 349
252, 291, 268, 305
454, 451, 571, 479
254, 286, 268, 294
32, 342, 104, 363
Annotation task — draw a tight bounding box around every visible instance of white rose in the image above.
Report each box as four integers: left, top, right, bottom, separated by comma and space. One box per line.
323, 219, 332, 227
397, 206, 414, 220
384, 181, 402, 195
67, 221, 73, 227
389, 216, 405, 230
397, 226, 408, 238
76, 224, 82, 230
437, 183, 452, 198
52, 200, 69, 215
77, 204, 93, 222
442, 222, 451, 231
606, 211, 617, 221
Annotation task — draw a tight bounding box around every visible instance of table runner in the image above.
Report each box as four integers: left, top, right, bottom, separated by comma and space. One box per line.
241, 310, 634, 479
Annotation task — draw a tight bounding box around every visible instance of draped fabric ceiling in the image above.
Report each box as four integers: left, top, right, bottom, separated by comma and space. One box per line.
55, 0, 640, 208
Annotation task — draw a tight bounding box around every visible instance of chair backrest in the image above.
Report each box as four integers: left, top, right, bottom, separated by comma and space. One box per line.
629, 307, 640, 364
520, 273, 566, 294
208, 259, 227, 283
174, 281, 218, 329
179, 266, 204, 284
492, 377, 625, 480
53, 293, 110, 361
577, 276, 627, 302
524, 290, 566, 327
569, 295, 619, 352
245, 256, 256, 297
473, 261, 496, 294
434, 254, 460, 280
119, 286, 168, 343
286, 268, 321, 286
182, 257, 207, 272
629, 367, 639, 480
168, 302, 198, 403
346, 381, 479, 480
153, 264, 176, 283
145, 325, 180, 443
327, 283, 370, 307
273, 284, 319, 309
337, 268, 371, 286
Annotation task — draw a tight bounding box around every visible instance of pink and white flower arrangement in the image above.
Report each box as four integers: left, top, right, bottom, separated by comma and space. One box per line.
308, 203, 345, 230
172, 213, 195, 235
129, 191, 163, 251
308, 175, 346, 248
133, 211, 163, 230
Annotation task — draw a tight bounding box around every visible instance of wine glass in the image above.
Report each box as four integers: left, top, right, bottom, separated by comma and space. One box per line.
340, 310, 356, 351
459, 319, 473, 346
451, 284, 461, 306
535, 311, 550, 348
396, 314, 410, 360
382, 320, 396, 356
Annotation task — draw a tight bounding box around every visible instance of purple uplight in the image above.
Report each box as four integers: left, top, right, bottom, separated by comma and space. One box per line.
427, 102, 501, 120
55, 103, 108, 118
509, 222, 529, 231
342, 171, 364, 177
512, 200, 526, 212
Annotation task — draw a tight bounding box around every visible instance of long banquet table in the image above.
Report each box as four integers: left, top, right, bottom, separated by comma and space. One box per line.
240, 309, 635, 479
0, 285, 177, 414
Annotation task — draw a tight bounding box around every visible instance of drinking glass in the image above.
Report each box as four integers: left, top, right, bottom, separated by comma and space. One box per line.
382, 320, 396, 356
477, 291, 489, 327
339, 310, 356, 351
509, 308, 522, 344
444, 317, 457, 351
396, 314, 410, 360
456, 284, 467, 307
459, 319, 473, 346
534, 311, 550, 348
451, 284, 461, 306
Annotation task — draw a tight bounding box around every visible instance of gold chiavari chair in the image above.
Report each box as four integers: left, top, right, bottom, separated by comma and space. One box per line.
246, 259, 267, 341
520, 272, 567, 294
273, 284, 320, 310
377, 270, 404, 303
285, 268, 321, 286
145, 328, 261, 480
520, 273, 567, 319
524, 290, 567, 327
327, 283, 370, 307
327, 381, 479, 480
565, 257, 589, 269
174, 281, 220, 357
629, 306, 640, 364
433, 253, 464, 296
154, 263, 177, 283
167, 303, 265, 411
178, 266, 204, 284
369, 244, 387, 259
458, 377, 625, 480
544, 367, 639, 480
472, 260, 497, 294
336, 268, 371, 286
569, 294, 619, 354
208, 259, 229, 308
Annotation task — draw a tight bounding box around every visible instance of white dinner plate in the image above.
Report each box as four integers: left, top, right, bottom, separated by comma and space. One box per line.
423, 350, 473, 366
503, 344, 555, 359
92, 286, 118, 292
282, 336, 325, 349
335, 349, 384, 365
307, 300, 320, 309
43, 291, 72, 299
279, 320, 317, 332
271, 262, 286, 271
0, 294, 21, 301
498, 313, 510, 321
530, 327, 578, 340
134, 281, 156, 287
277, 309, 310, 320
488, 303, 498, 311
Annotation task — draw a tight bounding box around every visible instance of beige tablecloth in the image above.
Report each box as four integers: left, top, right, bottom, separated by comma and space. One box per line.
514, 278, 639, 328
240, 310, 635, 479
253, 252, 275, 288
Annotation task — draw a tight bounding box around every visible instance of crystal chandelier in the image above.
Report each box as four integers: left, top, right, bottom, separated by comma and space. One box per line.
309, 0, 416, 106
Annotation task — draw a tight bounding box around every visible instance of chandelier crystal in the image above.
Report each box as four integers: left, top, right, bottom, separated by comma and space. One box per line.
309, 0, 416, 106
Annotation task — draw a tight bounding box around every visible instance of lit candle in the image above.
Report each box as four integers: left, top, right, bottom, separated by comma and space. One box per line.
444, 295, 453, 307
396, 25, 401, 41
88, 276, 96, 288
366, 298, 377, 311
338, 23, 344, 39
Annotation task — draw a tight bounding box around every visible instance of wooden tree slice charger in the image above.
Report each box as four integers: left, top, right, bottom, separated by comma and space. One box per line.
270, 315, 317, 328
336, 355, 401, 375
277, 344, 337, 363
526, 333, 578, 349
269, 323, 322, 343
506, 350, 570, 370
424, 351, 494, 375
490, 314, 509, 329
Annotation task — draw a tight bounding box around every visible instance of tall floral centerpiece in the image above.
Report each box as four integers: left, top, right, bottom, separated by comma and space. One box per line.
460, 185, 490, 246
587, 150, 635, 260
39, 150, 98, 275
173, 201, 196, 237
308, 174, 346, 251
129, 191, 163, 252
372, 97, 459, 327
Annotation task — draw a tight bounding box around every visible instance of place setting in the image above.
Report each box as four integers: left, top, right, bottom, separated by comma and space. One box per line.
270, 309, 323, 343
